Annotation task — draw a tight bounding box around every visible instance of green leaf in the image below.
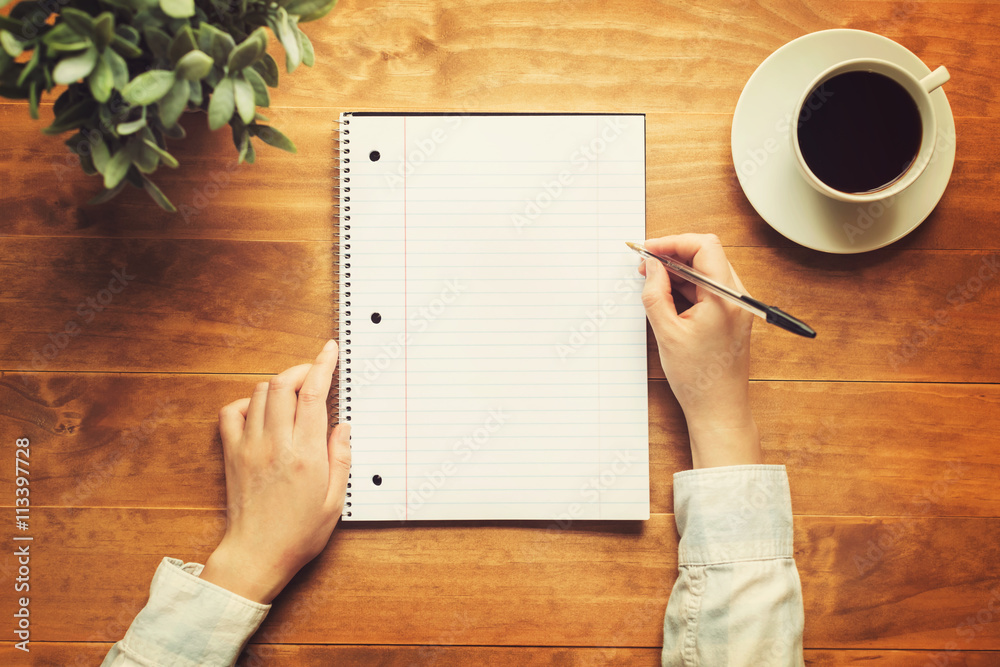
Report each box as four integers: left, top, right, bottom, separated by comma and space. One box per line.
296, 25, 314, 67
61, 8, 96, 39
103, 148, 131, 189
242, 65, 269, 107
104, 48, 129, 90
1, 30, 24, 58
254, 112, 269, 122
168, 25, 197, 65
252, 124, 296, 153
227, 27, 266, 71
175, 49, 213, 80
43, 24, 90, 53
159, 0, 194, 19
207, 75, 234, 130
16, 49, 40, 87
0, 16, 22, 34
87, 52, 113, 102
284, 0, 330, 16
117, 114, 147, 135
93, 12, 115, 52
160, 121, 186, 139
142, 176, 176, 211
87, 180, 127, 205
188, 78, 202, 106
129, 135, 159, 173
142, 138, 179, 168
274, 8, 300, 73
143, 26, 172, 61
125, 165, 143, 188
110, 34, 143, 58
293, 0, 337, 23
252, 53, 279, 87
234, 126, 248, 162
27, 80, 38, 119
232, 75, 255, 124
116, 25, 141, 45
198, 23, 234, 66
53, 46, 99, 85
122, 69, 176, 105
79, 150, 97, 175
91, 135, 110, 174
158, 78, 189, 127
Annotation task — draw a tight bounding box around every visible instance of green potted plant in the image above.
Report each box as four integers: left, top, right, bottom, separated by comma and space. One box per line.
0, 0, 334, 210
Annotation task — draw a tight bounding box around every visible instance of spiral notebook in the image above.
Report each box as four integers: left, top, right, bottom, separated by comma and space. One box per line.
337, 112, 649, 521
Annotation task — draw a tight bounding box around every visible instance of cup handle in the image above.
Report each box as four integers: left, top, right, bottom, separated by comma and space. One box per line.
921, 66, 950, 93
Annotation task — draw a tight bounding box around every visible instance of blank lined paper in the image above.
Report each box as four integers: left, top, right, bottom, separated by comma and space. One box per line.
339, 113, 648, 521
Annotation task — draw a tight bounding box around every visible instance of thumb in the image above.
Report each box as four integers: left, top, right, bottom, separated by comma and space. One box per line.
325, 422, 352, 513
641, 258, 679, 336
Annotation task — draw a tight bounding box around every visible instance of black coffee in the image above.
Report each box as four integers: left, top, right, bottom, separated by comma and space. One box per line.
796, 71, 922, 194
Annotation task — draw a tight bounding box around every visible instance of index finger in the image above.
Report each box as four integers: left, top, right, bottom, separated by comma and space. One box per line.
294, 339, 340, 445
644, 233, 737, 290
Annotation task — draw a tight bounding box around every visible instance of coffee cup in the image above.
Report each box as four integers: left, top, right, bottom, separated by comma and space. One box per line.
791, 58, 949, 203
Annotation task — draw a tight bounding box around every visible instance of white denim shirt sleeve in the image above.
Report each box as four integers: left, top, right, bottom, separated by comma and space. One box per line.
662, 464, 805, 667
103, 466, 802, 667
101, 557, 269, 667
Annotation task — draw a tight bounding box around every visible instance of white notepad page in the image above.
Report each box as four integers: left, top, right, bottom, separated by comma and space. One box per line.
339, 113, 648, 521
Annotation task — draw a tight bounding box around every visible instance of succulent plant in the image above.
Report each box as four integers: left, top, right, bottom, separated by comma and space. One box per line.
0, 0, 335, 210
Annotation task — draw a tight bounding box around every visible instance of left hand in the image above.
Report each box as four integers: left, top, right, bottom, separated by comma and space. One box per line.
199, 339, 351, 604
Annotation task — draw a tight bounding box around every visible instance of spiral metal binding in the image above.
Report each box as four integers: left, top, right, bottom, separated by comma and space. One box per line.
338, 113, 353, 518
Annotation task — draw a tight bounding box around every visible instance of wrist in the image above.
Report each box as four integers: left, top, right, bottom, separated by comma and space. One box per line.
200, 543, 287, 605
686, 411, 762, 469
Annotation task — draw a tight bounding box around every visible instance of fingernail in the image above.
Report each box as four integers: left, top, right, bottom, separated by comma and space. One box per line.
323, 339, 337, 352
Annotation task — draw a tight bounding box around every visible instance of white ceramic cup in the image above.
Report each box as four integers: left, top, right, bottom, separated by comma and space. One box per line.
791, 58, 949, 203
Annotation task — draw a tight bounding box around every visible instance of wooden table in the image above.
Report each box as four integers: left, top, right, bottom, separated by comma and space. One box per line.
2, 0, 999, 664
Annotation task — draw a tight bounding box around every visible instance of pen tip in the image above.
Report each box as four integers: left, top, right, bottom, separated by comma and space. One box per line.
625, 241, 641, 252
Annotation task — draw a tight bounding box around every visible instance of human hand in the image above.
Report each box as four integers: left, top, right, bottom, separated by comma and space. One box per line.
199, 339, 351, 604
639, 234, 761, 468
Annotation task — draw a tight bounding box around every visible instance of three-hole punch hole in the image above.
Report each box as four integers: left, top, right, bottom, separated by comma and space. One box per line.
371, 312, 382, 324
372, 475, 382, 486
369, 150, 380, 162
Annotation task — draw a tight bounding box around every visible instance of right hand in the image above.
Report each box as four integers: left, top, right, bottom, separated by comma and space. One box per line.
639, 234, 761, 468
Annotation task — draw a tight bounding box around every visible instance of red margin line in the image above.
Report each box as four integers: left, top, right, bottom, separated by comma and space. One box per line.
403, 117, 408, 521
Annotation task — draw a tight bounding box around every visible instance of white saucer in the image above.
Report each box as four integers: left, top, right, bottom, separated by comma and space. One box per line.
731, 29, 955, 254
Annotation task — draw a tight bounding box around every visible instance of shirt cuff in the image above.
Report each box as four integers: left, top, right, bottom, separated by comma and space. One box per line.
119, 557, 270, 667
672, 464, 794, 567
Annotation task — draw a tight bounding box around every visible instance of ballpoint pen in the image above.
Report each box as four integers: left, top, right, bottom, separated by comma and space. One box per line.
626, 242, 816, 338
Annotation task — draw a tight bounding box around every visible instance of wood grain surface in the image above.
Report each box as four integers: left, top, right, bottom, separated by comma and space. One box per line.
2, 0, 999, 663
